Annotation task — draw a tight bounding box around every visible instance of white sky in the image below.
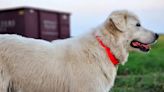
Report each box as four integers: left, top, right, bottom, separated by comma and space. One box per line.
0, 0, 164, 36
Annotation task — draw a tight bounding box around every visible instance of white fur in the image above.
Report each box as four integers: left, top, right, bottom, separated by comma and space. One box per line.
0, 10, 157, 92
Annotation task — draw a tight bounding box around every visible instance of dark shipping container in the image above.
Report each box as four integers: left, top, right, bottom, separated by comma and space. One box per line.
0, 7, 71, 41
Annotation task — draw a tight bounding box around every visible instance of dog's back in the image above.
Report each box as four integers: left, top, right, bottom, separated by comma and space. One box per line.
0, 33, 115, 92
0, 34, 73, 92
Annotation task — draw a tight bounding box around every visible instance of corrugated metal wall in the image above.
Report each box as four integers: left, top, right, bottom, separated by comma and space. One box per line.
0, 7, 71, 41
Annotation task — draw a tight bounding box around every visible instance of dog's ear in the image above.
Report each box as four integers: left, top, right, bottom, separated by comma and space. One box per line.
109, 11, 127, 32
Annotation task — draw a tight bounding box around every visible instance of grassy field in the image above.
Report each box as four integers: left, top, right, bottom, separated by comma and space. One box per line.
110, 35, 164, 92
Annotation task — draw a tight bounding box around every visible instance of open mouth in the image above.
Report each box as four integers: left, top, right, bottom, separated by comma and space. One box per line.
130, 40, 150, 52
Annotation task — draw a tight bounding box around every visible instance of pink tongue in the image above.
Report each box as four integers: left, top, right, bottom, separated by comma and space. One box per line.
132, 42, 140, 46
132, 42, 149, 49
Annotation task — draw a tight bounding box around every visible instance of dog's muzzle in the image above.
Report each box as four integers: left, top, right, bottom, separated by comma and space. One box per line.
130, 33, 159, 52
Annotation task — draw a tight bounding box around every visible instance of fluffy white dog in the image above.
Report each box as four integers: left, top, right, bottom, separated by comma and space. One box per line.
0, 10, 158, 92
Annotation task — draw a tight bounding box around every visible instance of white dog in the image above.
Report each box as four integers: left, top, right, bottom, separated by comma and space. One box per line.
0, 10, 158, 92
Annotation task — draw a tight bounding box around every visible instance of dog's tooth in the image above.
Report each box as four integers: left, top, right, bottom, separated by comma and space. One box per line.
142, 44, 150, 49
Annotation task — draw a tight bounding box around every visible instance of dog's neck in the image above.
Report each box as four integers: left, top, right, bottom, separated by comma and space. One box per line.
93, 26, 129, 65
95, 35, 119, 65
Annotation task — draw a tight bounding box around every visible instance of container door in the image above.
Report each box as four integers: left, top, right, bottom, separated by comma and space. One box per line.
60, 24, 70, 39
39, 11, 59, 41
59, 13, 70, 39
0, 10, 25, 35
24, 9, 39, 39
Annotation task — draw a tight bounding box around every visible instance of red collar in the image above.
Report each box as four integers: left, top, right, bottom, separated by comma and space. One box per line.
96, 36, 119, 66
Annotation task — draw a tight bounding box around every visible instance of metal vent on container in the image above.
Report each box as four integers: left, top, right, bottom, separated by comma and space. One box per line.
62, 15, 68, 20
29, 9, 35, 13
18, 10, 24, 15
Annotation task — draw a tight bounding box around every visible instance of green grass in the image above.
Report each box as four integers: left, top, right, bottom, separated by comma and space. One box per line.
110, 35, 164, 92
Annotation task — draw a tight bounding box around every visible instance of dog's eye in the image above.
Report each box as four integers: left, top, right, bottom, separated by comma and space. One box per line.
136, 23, 141, 27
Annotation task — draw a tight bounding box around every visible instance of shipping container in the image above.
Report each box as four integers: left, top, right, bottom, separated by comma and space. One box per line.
0, 7, 71, 41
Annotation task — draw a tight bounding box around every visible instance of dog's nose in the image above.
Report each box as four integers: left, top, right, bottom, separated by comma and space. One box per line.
155, 33, 159, 39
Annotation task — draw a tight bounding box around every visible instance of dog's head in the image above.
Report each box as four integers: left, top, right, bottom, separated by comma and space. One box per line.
105, 10, 159, 52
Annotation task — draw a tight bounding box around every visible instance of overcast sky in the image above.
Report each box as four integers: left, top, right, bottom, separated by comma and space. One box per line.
0, 0, 164, 36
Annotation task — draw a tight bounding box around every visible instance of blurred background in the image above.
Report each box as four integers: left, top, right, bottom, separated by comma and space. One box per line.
0, 0, 164, 92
